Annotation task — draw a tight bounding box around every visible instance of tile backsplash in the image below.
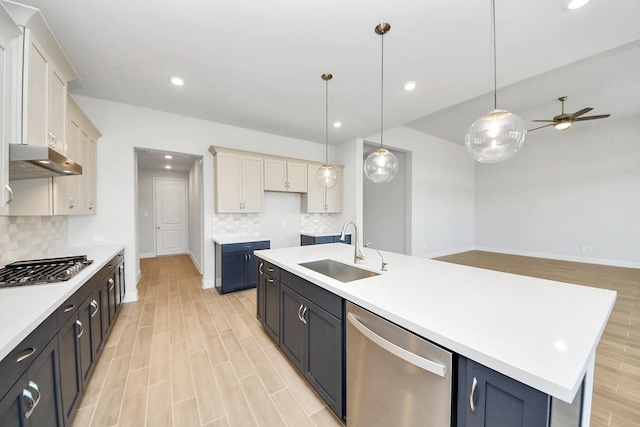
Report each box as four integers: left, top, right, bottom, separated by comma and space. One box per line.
300, 213, 337, 234
0, 216, 67, 266
212, 212, 339, 237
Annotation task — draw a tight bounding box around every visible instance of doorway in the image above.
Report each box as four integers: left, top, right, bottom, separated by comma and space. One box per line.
154, 178, 187, 256
362, 144, 411, 254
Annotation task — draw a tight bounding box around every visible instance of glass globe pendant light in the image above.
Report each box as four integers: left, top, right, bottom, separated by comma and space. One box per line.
364, 22, 398, 183
465, 0, 526, 163
316, 74, 338, 189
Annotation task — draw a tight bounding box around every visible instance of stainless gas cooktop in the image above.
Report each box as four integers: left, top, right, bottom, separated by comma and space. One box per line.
0, 255, 93, 288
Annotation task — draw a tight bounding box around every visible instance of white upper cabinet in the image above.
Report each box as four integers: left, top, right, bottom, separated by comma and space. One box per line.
55, 95, 100, 215
0, 3, 20, 213
4, 0, 79, 152
302, 162, 343, 213
211, 147, 264, 214
264, 157, 308, 193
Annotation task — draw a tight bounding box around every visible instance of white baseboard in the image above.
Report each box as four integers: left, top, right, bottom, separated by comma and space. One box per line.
202, 278, 214, 289
139, 252, 155, 259
474, 246, 640, 269
416, 246, 477, 259
188, 250, 203, 274
122, 290, 138, 303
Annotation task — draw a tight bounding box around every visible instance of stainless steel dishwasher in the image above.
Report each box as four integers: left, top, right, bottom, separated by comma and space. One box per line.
346, 302, 453, 427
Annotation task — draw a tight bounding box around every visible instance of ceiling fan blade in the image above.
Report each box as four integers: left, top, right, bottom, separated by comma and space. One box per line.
531, 120, 555, 123
527, 123, 555, 132
570, 107, 593, 118
573, 114, 611, 121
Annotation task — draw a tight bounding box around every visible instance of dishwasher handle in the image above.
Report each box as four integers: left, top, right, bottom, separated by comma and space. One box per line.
347, 312, 447, 377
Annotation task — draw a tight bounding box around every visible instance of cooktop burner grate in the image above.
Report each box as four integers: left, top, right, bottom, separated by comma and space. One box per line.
0, 255, 93, 288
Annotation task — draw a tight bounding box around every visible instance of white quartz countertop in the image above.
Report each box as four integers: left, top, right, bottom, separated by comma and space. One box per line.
254, 243, 617, 403
0, 244, 125, 361
212, 234, 270, 245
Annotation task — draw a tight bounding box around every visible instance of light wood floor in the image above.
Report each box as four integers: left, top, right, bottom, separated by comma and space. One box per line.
70, 255, 344, 427
435, 251, 640, 427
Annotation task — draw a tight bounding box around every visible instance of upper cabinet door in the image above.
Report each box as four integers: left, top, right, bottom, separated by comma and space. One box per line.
0, 7, 20, 212
47, 67, 66, 154
324, 165, 343, 213
241, 154, 264, 212
264, 157, 287, 191
24, 33, 48, 149
215, 151, 242, 213
286, 161, 307, 193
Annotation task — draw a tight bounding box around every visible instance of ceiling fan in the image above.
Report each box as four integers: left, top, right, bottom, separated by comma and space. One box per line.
528, 96, 611, 132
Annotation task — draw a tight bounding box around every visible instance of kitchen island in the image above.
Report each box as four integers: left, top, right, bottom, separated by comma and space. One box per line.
255, 243, 617, 425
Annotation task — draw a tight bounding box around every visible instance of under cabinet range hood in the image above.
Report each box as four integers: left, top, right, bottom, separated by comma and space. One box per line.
9, 144, 83, 180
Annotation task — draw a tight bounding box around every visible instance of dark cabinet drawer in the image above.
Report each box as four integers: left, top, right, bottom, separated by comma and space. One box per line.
281, 270, 343, 320
261, 260, 280, 281
221, 241, 270, 254
0, 312, 57, 401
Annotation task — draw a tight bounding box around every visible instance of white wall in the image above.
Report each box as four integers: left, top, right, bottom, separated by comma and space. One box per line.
352, 126, 476, 258
363, 146, 408, 254
475, 116, 640, 267
188, 158, 204, 272
67, 96, 327, 299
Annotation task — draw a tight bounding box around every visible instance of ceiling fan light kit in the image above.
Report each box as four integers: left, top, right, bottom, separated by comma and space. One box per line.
529, 96, 611, 132
465, 0, 527, 164
364, 22, 399, 184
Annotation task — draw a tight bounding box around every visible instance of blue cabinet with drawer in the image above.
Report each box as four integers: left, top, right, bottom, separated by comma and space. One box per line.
215, 240, 270, 294
300, 234, 351, 246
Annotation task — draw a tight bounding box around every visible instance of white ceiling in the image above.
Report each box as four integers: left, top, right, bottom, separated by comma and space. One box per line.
12, 0, 640, 148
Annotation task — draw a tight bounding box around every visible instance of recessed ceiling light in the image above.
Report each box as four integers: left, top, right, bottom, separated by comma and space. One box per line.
567, 0, 589, 9
404, 81, 417, 91
170, 76, 185, 86
165, 165, 172, 169
164, 155, 173, 159
333, 122, 342, 128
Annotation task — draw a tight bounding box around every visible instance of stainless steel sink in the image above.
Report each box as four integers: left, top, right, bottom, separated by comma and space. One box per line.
298, 259, 379, 282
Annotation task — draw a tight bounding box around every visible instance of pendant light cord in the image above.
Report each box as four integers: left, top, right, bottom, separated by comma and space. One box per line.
380, 30, 385, 149
325, 78, 329, 164
492, 0, 497, 110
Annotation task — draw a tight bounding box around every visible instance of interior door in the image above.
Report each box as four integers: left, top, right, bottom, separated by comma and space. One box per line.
154, 178, 187, 256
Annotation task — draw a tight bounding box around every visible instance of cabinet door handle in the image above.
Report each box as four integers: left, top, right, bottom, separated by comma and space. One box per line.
47, 131, 57, 147
266, 278, 274, 283
64, 304, 76, 313
16, 347, 36, 363
90, 300, 99, 317
5, 185, 12, 204
76, 320, 84, 339
301, 306, 308, 325
470, 376, 478, 412
22, 388, 36, 419
108, 278, 115, 291
247, 253, 251, 261
297, 304, 304, 322
259, 262, 264, 275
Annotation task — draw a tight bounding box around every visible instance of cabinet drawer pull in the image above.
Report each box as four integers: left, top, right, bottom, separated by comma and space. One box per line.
108, 278, 115, 291
16, 347, 36, 363
64, 304, 76, 313
76, 320, 84, 339
470, 376, 478, 412
267, 267, 275, 273
266, 278, 274, 283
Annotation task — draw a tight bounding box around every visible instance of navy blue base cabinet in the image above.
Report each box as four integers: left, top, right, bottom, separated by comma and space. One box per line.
457, 357, 584, 427
300, 234, 350, 246
215, 240, 270, 294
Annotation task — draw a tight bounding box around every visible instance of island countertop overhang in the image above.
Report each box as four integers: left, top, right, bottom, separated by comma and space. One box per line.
255, 243, 617, 403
